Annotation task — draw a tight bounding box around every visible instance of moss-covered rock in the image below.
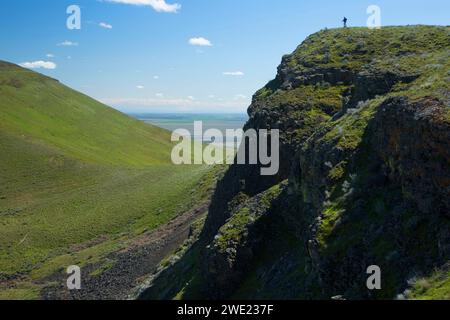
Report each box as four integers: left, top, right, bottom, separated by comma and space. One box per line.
201, 183, 284, 298
143, 25, 450, 300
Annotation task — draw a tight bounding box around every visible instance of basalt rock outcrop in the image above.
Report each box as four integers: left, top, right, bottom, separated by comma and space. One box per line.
141, 26, 450, 300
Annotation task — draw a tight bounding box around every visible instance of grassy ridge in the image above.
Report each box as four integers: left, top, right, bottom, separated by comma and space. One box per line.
0, 62, 216, 299
0, 61, 172, 166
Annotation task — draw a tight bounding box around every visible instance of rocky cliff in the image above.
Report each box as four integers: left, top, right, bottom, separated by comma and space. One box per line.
140, 25, 450, 300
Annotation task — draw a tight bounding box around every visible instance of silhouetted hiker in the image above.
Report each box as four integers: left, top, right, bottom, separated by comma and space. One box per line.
343, 17, 348, 28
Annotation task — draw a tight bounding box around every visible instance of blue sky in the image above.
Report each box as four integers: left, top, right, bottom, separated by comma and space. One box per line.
0, 0, 449, 113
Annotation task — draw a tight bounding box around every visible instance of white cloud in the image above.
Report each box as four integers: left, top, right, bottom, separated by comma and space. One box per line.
153, 75, 159, 80
99, 22, 113, 29
104, 0, 181, 13
234, 94, 248, 100
155, 93, 164, 97
189, 37, 213, 47
187, 96, 195, 101
46, 54, 55, 58
223, 71, 244, 76
58, 40, 78, 46
136, 85, 145, 89
19, 61, 57, 70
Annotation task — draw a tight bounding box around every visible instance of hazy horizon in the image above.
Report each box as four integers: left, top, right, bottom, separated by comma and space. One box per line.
2, 0, 449, 114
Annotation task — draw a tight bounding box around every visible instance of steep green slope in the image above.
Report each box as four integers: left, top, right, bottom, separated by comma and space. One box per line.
140, 26, 450, 300
0, 61, 172, 165
0, 62, 216, 299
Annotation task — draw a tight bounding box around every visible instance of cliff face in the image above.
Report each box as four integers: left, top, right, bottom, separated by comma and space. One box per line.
141, 26, 450, 300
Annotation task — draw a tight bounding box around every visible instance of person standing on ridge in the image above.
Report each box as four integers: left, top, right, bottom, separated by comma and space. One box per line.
343, 17, 348, 28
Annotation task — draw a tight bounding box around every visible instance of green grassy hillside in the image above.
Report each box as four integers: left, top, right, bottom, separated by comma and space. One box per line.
0, 61, 173, 165
0, 61, 215, 299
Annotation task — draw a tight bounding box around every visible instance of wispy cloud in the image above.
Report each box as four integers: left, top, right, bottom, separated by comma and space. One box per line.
58, 40, 78, 46
20, 61, 57, 70
46, 54, 55, 58
223, 71, 244, 76
103, 0, 181, 13
100, 97, 247, 110
99, 22, 113, 29
136, 85, 145, 89
189, 37, 213, 47
234, 94, 248, 100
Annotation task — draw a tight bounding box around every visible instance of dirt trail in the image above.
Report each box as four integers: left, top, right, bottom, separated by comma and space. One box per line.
40, 203, 209, 300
